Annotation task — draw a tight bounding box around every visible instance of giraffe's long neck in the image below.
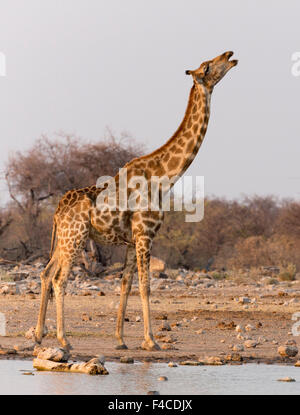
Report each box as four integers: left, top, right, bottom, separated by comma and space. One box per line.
143, 83, 211, 181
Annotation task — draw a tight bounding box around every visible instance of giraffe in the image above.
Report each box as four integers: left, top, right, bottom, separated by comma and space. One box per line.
35, 51, 238, 351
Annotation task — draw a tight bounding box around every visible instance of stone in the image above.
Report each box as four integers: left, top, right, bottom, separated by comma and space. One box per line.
25, 327, 35, 340
155, 313, 168, 320
14, 342, 35, 352
0, 347, 16, 355
285, 339, 297, 346
235, 325, 244, 333
158, 376, 168, 381
135, 316, 141, 322
150, 257, 166, 273
217, 321, 236, 330
179, 360, 203, 366
278, 345, 298, 357
199, 356, 225, 366
294, 361, 300, 367
37, 347, 70, 362
168, 362, 178, 367
160, 321, 171, 331
239, 297, 251, 304
245, 324, 254, 331
161, 335, 177, 343
232, 344, 244, 352
277, 377, 295, 382
82, 313, 92, 321
225, 353, 243, 362
98, 291, 106, 296
161, 344, 176, 350
33, 357, 108, 375
147, 391, 160, 395
120, 356, 134, 364
244, 340, 258, 348
25, 325, 47, 340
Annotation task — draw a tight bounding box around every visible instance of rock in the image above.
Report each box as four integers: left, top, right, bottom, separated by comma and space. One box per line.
160, 321, 171, 331
217, 321, 236, 330
195, 329, 206, 334
120, 356, 134, 364
285, 339, 297, 346
14, 342, 35, 352
244, 340, 258, 348
25, 327, 36, 340
37, 347, 70, 362
277, 377, 295, 382
0, 347, 16, 355
0, 282, 19, 295
25, 325, 47, 340
239, 297, 251, 304
158, 376, 168, 381
278, 345, 298, 357
33, 357, 108, 375
179, 360, 203, 366
235, 325, 244, 333
22, 372, 34, 376
225, 353, 243, 362
150, 257, 166, 273
155, 313, 168, 320
232, 344, 244, 352
161, 344, 176, 350
199, 356, 225, 366
161, 335, 177, 343
135, 316, 141, 322
294, 361, 300, 367
82, 313, 92, 321
147, 391, 160, 395
245, 324, 254, 331
98, 291, 106, 296
168, 361, 178, 367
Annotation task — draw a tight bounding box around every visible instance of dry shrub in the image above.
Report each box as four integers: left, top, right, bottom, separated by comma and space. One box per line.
225, 234, 300, 270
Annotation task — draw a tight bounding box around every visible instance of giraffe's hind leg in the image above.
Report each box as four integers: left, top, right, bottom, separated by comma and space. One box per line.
115, 245, 136, 349
35, 252, 59, 344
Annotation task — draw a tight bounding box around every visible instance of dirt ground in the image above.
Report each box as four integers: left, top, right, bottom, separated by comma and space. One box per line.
1, 279, 300, 365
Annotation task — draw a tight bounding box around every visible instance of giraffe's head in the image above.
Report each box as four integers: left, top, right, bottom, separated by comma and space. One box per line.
186, 51, 238, 89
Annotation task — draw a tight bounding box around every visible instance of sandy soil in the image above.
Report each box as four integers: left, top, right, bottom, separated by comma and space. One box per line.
1, 278, 300, 365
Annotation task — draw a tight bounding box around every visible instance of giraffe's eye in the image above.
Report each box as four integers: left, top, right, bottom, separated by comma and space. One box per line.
204, 65, 210, 75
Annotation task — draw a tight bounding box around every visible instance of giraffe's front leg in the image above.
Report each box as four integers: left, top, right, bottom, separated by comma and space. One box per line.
53, 264, 72, 351
136, 237, 160, 351
115, 246, 136, 349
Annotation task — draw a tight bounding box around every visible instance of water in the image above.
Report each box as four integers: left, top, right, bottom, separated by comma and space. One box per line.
1, 360, 300, 395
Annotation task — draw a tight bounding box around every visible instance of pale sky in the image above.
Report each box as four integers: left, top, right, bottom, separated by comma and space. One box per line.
0, 0, 300, 204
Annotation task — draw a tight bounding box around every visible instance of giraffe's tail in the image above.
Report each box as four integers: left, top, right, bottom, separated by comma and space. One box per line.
48, 219, 57, 302
49, 218, 57, 260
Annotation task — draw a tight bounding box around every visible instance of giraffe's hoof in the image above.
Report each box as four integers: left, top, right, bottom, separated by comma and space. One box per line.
141, 340, 161, 351
60, 342, 73, 352
115, 344, 128, 350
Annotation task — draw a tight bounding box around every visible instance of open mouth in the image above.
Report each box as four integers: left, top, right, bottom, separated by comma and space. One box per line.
226, 51, 238, 66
